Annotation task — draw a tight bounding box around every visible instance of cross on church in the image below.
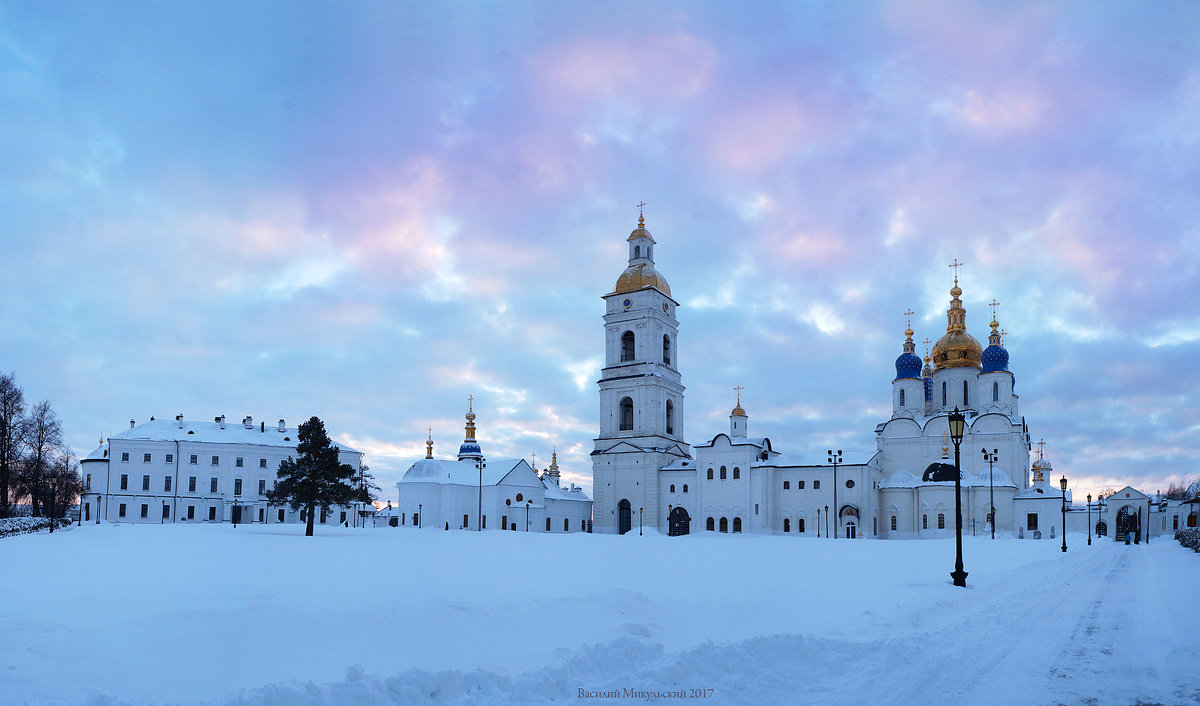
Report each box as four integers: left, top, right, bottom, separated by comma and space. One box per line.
467, 394, 473, 411
1037, 438, 1046, 461
903, 308, 914, 330
636, 201, 646, 219
531, 452, 536, 469
922, 337, 932, 358
949, 258, 964, 281
733, 385, 743, 404
989, 299, 1000, 321
1001, 328, 1008, 344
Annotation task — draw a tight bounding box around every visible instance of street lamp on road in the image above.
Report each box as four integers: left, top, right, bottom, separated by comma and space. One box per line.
639, 507, 643, 536
981, 448, 998, 539
1059, 475, 1068, 553
824, 504, 829, 539
1087, 493, 1092, 546
948, 408, 968, 588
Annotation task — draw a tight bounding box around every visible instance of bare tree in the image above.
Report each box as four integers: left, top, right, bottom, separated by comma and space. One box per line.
1164, 480, 1195, 500
13, 401, 63, 517
45, 451, 83, 532
0, 372, 26, 516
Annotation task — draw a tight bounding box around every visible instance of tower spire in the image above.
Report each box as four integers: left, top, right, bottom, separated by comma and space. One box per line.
425, 427, 434, 459
945, 260, 967, 333
457, 397, 483, 461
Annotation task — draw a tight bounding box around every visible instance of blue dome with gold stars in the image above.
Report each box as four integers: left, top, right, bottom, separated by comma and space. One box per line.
895, 352, 923, 380
981, 344, 1009, 373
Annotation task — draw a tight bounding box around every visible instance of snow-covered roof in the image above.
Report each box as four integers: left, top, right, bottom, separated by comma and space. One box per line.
83, 444, 107, 461
541, 480, 591, 502
880, 470, 920, 488
757, 450, 875, 468
1016, 479, 1064, 499
693, 435, 771, 450
399, 458, 531, 487
969, 468, 1018, 488
109, 418, 360, 454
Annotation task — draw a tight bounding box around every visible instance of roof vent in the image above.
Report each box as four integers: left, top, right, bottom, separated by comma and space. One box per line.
218, 415, 226, 430
278, 419, 285, 432
243, 416, 253, 429
176, 414, 184, 429
130, 419, 135, 429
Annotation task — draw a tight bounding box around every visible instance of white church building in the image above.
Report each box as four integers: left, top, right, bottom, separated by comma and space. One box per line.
590, 214, 1177, 542
387, 403, 592, 533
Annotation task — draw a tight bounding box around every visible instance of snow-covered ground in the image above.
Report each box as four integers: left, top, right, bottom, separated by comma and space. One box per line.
2, 524, 1198, 705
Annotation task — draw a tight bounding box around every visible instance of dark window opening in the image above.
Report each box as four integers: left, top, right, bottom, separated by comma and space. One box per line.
620, 331, 635, 362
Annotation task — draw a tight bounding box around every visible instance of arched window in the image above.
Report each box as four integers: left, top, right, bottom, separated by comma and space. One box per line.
938, 513, 946, 529
963, 380, 969, 406
634, 245, 640, 259
515, 493, 523, 502
621, 331, 635, 362
663, 335, 671, 365
669, 484, 676, 493
707, 469, 713, 480
890, 516, 897, 531
719, 517, 728, 532
798, 518, 806, 532
706, 517, 715, 531
720, 466, 727, 480
619, 397, 634, 431
648, 246, 652, 259
733, 517, 742, 533
922, 514, 928, 529
545, 517, 551, 531
564, 518, 569, 531
665, 400, 674, 434
993, 381, 999, 402
733, 467, 740, 479
899, 388, 906, 407
682, 484, 688, 493
784, 518, 791, 532
942, 382, 947, 406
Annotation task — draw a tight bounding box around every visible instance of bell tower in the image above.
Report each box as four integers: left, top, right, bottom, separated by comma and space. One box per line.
592, 208, 691, 534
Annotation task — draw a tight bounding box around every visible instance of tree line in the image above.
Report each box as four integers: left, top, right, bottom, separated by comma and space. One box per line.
0, 372, 82, 524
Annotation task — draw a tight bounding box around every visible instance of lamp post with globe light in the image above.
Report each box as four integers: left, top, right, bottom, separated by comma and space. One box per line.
982, 448, 998, 539
1059, 476, 1068, 553
948, 408, 968, 587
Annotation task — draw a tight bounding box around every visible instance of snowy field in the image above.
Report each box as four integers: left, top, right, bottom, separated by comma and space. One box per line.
3, 524, 1199, 705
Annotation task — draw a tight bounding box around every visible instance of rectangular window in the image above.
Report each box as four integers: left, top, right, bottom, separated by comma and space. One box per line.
258, 508, 264, 522
783, 481, 790, 489
259, 458, 267, 468
463, 513, 469, 528
278, 509, 285, 522
162, 504, 170, 519
211, 455, 219, 465
187, 505, 195, 520
140, 504, 148, 518
234, 478, 242, 496
340, 511, 347, 524
188, 476, 196, 492
236, 457, 243, 468
799, 519, 806, 532
814, 480, 821, 489
482, 515, 486, 529
208, 506, 216, 521
143, 453, 151, 463
165, 453, 173, 463
120, 474, 128, 490
258, 479, 266, 495
119, 503, 126, 517
1174, 515, 1179, 530
210, 478, 218, 493
798, 480, 805, 489
86, 473, 91, 490
164, 476, 171, 492
190, 454, 198, 465
502, 515, 508, 530
1027, 513, 1038, 531
755, 503, 759, 515
142, 474, 150, 491
121, 452, 129, 462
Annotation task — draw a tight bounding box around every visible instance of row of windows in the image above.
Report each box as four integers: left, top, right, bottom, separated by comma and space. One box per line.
388, 513, 588, 532
706, 466, 741, 480
121, 452, 271, 468
668, 484, 689, 493
617, 397, 675, 434
117, 474, 269, 495
782, 518, 806, 532
927, 381, 1002, 408
619, 331, 673, 366
706, 516, 742, 533
886, 514, 946, 530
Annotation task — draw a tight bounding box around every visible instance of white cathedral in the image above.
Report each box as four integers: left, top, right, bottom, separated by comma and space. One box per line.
592, 214, 1061, 539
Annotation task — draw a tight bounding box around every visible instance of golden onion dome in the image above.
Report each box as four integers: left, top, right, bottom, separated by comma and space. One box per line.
627, 214, 656, 243
931, 330, 983, 369
611, 263, 671, 297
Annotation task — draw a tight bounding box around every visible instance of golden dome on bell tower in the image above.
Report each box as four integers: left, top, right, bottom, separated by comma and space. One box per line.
931, 261, 982, 370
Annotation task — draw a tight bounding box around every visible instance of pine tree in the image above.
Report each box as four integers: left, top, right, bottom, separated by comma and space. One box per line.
265, 417, 357, 536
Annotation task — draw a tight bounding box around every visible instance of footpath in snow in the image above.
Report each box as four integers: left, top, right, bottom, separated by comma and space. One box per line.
1, 523, 1197, 705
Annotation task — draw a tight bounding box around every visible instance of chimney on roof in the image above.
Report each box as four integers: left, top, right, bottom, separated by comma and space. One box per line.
130, 419, 135, 429
176, 414, 184, 429
260, 421, 265, 433
218, 415, 226, 430
243, 416, 253, 429
278, 419, 285, 432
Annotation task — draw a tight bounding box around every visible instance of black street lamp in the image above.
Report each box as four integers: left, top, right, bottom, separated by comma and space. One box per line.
1059, 475, 1068, 553
824, 504, 829, 539
1087, 493, 1092, 546
418, 503, 422, 529
525, 500, 532, 532
828, 450, 842, 539
476, 458, 486, 531
981, 448, 998, 539
816, 507, 821, 537
948, 408, 968, 587
639, 507, 643, 536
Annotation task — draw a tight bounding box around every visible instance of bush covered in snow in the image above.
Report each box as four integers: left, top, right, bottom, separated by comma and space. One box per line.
1174, 528, 1200, 550
0, 516, 70, 538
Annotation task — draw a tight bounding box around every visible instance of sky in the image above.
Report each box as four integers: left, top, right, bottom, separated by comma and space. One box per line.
2, 0, 1198, 503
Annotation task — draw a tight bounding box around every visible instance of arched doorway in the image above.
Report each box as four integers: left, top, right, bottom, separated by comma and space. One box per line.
668, 507, 690, 536
1115, 506, 1139, 542
840, 505, 859, 538
618, 499, 632, 535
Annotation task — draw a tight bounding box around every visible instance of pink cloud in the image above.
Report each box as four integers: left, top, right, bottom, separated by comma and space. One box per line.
537, 32, 717, 104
